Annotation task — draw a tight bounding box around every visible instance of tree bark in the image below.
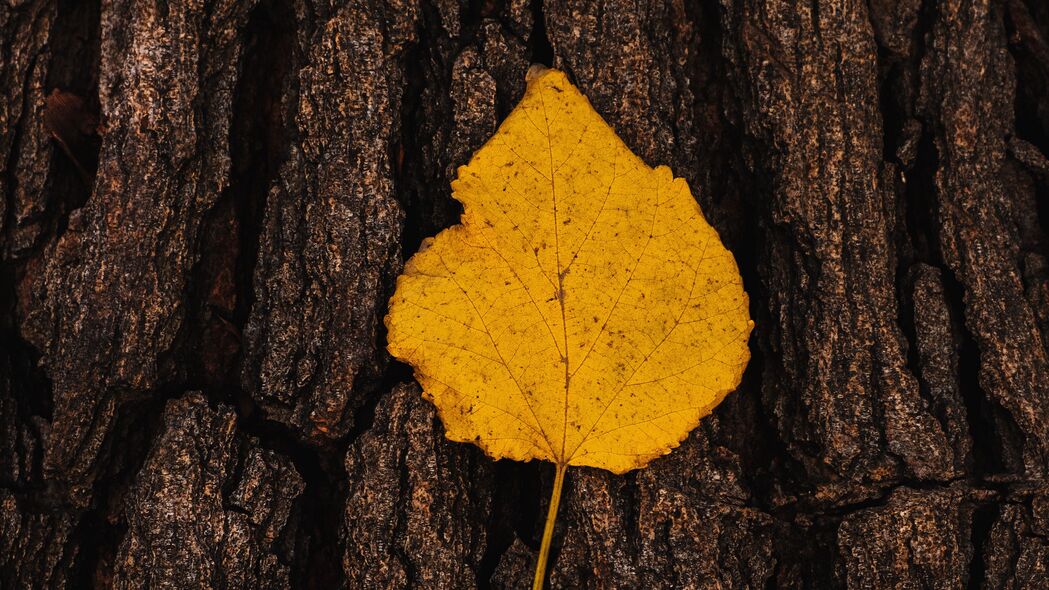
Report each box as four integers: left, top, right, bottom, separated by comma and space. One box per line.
2, 0, 1048, 588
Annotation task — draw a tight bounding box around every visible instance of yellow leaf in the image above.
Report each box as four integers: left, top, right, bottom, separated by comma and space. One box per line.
388, 65, 751, 471
385, 66, 752, 587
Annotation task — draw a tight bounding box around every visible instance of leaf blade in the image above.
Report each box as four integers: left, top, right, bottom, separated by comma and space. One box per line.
386, 67, 753, 472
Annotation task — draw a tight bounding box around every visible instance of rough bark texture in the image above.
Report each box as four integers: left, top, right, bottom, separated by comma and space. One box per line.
114, 394, 303, 589
2, 0, 1048, 588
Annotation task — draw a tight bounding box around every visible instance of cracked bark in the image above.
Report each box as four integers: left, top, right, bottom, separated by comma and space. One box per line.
2, 0, 1048, 588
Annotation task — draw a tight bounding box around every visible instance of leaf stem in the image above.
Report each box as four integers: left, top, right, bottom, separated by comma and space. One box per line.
532, 463, 568, 590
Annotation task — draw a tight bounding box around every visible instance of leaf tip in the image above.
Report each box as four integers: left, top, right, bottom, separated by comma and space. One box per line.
525, 64, 550, 83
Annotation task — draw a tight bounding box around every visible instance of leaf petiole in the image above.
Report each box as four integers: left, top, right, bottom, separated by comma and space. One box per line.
532, 463, 568, 590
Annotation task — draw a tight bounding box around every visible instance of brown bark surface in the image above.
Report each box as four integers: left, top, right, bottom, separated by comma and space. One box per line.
2, 0, 1048, 587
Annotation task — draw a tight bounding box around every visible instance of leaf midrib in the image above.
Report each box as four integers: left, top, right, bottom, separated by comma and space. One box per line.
538, 90, 573, 465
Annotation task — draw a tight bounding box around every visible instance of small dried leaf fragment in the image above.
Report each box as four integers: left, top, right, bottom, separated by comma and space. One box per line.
386, 67, 752, 474
43, 89, 100, 185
